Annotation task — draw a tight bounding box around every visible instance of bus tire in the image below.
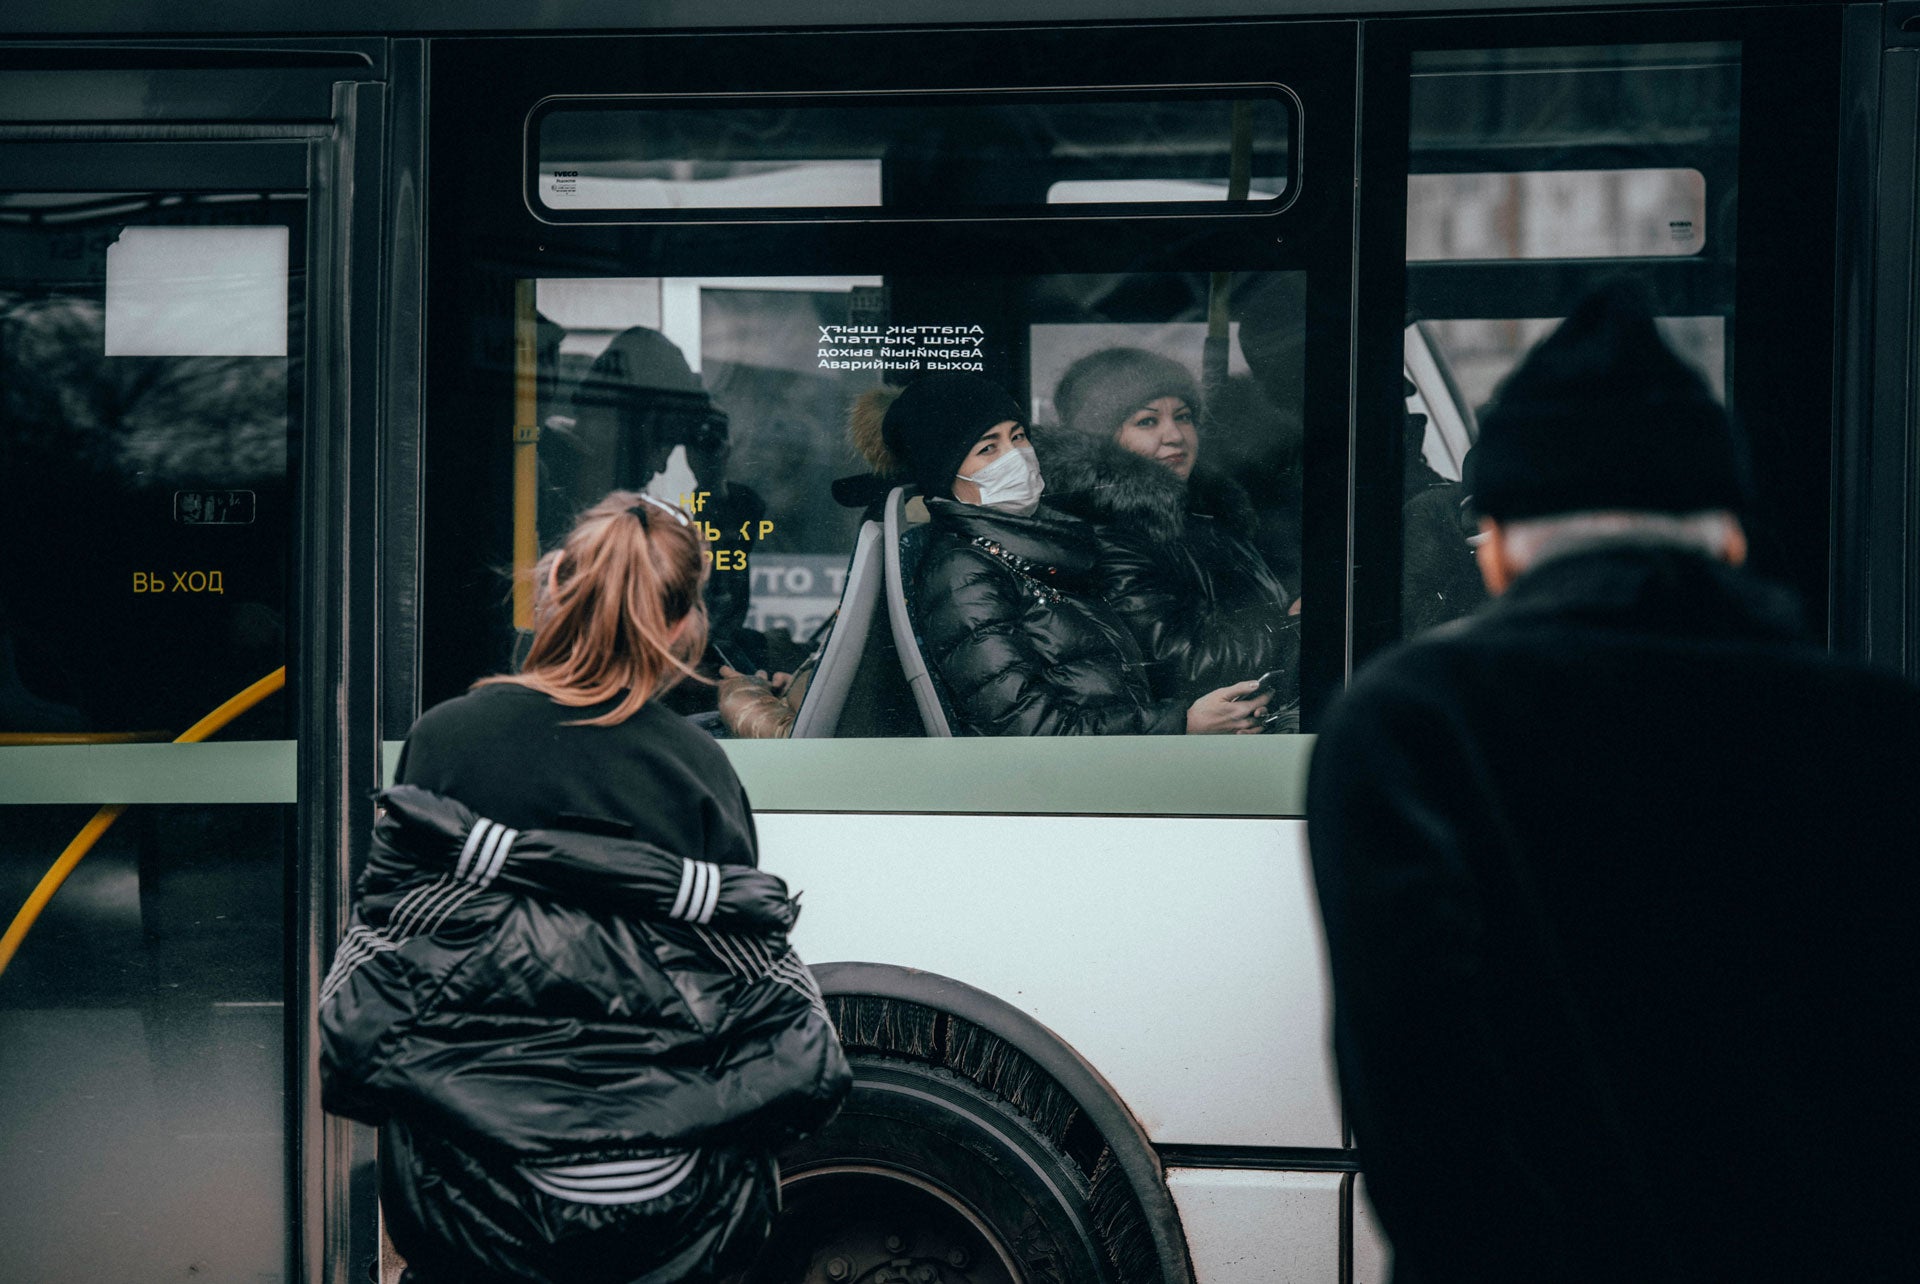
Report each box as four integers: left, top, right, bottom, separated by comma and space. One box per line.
760, 1054, 1112, 1284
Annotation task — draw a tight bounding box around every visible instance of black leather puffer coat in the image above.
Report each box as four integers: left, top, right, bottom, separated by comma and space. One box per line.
319, 786, 849, 1284
1038, 429, 1299, 705
913, 498, 1186, 736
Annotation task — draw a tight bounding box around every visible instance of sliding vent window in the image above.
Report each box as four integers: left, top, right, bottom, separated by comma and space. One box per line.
530, 91, 1294, 220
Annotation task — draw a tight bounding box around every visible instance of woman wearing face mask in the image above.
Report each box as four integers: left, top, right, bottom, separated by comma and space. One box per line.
1042, 349, 1299, 724
850, 372, 1267, 736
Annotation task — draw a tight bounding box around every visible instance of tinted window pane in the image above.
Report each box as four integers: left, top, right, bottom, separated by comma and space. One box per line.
0, 192, 299, 743
533, 94, 1292, 217
0, 804, 290, 1283
438, 269, 1307, 738
1400, 43, 1740, 640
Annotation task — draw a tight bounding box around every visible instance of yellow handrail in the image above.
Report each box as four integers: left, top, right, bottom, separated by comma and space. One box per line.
0, 665, 288, 981
512, 278, 540, 631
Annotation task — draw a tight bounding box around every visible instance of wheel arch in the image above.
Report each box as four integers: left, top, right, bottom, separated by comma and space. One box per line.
813, 961, 1196, 1284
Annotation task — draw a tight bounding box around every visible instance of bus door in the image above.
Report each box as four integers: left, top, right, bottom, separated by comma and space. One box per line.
0, 48, 387, 1284
423, 19, 1357, 1284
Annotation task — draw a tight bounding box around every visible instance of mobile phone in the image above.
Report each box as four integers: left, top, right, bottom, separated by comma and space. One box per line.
1250, 668, 1287, 697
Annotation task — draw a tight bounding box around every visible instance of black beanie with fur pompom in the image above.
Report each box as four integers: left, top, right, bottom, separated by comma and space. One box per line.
1467, 281, 1752, 521
876, 372, 1025, 499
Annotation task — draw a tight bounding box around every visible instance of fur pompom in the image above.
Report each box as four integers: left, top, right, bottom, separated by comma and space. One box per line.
849, 385, 902, 474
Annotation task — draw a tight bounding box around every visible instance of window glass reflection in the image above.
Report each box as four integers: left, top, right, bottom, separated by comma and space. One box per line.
462, 270, 1307, 738
0, 192, 297, 742
0, 804, 289, 1283
533, 94, 1292, 216
1401, 43, 1739, 640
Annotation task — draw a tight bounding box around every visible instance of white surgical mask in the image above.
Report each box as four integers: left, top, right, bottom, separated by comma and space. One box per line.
960, 444, 1045, 517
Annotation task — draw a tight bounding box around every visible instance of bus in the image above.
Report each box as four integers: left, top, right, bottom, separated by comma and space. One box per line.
0, 3, 1912, 1283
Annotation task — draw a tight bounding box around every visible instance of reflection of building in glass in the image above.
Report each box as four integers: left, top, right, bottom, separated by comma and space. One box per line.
1407, 171, 1725, 411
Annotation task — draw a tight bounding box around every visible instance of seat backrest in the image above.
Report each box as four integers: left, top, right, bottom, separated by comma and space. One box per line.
788, 521, 884, 739
882, 487, 955, 738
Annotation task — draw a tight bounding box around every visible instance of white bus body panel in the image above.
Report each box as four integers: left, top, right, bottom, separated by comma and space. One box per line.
1165, 1168, 1343, 1282
761, 812, 1342, 1148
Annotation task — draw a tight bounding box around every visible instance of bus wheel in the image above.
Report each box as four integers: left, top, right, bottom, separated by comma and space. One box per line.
759, 1055, 1111, 1284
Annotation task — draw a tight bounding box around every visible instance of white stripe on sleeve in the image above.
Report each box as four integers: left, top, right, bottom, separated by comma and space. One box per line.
455, 819, 493, 882
669, 859, 698, 920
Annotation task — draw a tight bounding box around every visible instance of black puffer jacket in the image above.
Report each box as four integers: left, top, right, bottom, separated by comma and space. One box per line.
319, 786, 850, 1284
1038, 428, 1299, 705
914, 498, 1186, 736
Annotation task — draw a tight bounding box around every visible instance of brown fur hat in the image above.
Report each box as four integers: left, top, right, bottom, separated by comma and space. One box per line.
849, 385, 903, 476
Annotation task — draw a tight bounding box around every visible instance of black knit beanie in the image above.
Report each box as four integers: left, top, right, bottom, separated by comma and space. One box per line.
881, 372, 1025, 498
1467, 282, 1752, 521
1054, 348, 1203, 439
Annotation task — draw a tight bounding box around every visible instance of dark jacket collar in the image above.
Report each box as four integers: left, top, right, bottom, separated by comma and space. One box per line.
1488, 545, 1804, 643
924, 496, 1102, 580
1033, 426, 1256, 544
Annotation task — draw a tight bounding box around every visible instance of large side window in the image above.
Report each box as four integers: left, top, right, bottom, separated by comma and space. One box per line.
1398, 41, 1741, 638
1382, 11, 1842, 644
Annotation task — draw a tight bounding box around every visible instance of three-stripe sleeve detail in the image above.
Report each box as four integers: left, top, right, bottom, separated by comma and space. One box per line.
320, 813, 516, 1004
670, 860, 722, 923
690, 924, 830, 1019
458, 818, 518, 887
520, 1152, 698, 1205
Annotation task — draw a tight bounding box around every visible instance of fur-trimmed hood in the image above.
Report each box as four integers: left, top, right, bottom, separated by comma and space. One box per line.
1034, 424, 1258, 545
849, 384, 903, 477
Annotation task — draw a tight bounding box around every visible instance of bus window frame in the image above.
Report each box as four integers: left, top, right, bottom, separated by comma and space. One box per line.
424, 19, 1358, 817
1353, 4, 1843, 669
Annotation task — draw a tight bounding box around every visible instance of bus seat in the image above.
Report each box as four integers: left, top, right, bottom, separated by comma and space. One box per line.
788, 521, 883, 738
882, 486, 955, 738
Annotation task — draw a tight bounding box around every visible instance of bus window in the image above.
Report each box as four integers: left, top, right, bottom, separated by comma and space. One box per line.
522, 269, 1308, 739
531, 91, 1293, 220
1400, 42, 1741, 639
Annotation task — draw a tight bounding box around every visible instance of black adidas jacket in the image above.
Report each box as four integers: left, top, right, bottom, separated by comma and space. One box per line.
319, 785, 850, 1284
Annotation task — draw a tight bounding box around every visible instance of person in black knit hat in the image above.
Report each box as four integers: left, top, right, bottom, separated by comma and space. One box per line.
1466, 283, 1753, 523
1307, 280, 1919, 1284
1039, 347, 1300, 728
849, 371, 1271, 736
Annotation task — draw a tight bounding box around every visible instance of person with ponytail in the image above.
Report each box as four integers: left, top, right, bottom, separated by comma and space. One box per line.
399, 490, 736, 845
325, 490, 849, 1284
851, 372, 1270, 736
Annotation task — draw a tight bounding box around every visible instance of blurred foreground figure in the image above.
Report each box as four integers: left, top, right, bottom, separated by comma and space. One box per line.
1307, 284, 1919, 1284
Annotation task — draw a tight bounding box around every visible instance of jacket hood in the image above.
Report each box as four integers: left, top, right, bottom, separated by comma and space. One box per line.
1493, 544, 1804, 643
924, 496, 1101, 582
1034, 424, 1257, 544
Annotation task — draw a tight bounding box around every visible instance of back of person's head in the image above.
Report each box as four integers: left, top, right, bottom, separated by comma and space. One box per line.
1053, 347, 1202, 440
480, 491, 709, 724
1467, 280, 1752, 524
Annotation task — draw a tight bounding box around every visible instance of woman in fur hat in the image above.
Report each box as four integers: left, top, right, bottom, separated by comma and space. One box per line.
1042, 348, 1299, 722
852, 372, 1269, 736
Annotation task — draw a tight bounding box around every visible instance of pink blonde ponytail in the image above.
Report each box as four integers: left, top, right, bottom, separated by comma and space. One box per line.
477, 490, 710, 724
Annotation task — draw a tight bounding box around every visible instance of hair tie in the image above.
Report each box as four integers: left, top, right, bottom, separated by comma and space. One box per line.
628, 495, 691, 529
